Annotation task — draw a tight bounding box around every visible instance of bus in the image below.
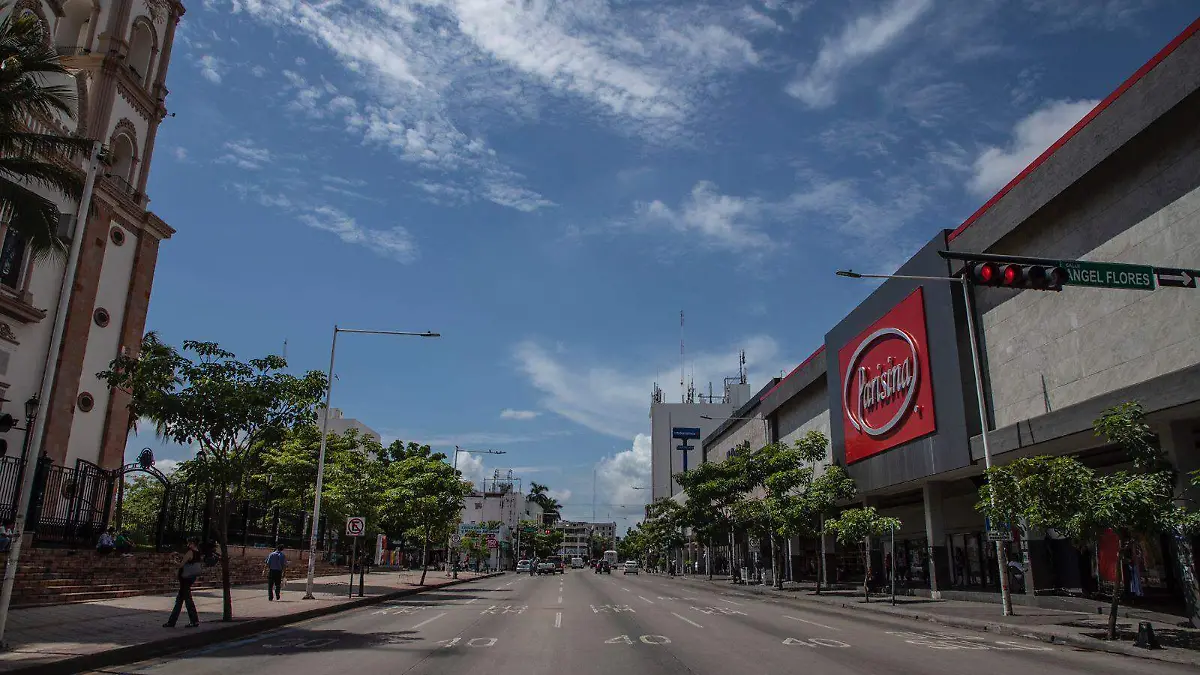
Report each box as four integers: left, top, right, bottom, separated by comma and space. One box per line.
603, 550, 618, 567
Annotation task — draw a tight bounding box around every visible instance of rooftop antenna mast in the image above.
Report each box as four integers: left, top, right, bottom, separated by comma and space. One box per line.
680, 310, 685, 403
739, 349, 747, 385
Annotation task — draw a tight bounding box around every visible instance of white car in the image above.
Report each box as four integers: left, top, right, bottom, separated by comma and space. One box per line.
623, 561, 639, 574
516, 559, 531, 573
571, 557, 584, 569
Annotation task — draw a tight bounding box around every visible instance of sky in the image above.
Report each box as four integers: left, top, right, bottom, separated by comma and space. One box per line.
127, 0, 1200, 535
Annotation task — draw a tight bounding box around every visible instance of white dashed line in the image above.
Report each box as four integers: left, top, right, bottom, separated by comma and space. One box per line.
622, 587, 631, 592
557, 595, 563, 604
411, 612, 445, 629
465, 597, 480, 604
672, 612, 703, 628
504, 581, 514, 587
783, 615, 839, 631
555, 612, 562, 628
638, 596, 654, 604
718, 599, 742, 606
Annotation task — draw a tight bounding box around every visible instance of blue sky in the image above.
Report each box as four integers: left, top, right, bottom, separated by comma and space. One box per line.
127, 0, 1199, 534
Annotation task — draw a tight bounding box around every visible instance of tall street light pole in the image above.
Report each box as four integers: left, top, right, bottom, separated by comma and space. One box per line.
304, 326, 440, 600
835, 269, 1014, 616
448, 446, 506, 578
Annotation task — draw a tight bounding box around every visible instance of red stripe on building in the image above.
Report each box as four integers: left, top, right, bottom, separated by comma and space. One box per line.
760, 345, 826, 402
947, 16, 1200, 243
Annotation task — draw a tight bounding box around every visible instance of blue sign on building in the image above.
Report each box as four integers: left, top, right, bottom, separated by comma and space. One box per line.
672, 427, 701, 440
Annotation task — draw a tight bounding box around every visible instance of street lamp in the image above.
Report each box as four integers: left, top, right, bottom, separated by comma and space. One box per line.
304, 326, 441, 600
448, 446, 506, 577
835, 268, 1014, 616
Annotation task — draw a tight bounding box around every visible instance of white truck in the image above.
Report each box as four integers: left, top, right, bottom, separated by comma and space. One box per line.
603, 550, 618, 567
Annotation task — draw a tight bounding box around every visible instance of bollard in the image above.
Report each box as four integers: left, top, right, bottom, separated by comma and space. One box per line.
1134, 621, 1161, 649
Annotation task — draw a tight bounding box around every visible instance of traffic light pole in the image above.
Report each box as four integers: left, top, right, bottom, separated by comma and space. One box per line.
960, 277, 1015, 617
836, 269, 1014, 616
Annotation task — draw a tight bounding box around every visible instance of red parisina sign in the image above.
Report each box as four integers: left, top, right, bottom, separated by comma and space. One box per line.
838, 287, 936, 464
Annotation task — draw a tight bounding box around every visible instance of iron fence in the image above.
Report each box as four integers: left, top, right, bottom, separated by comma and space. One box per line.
0, 455, 326, 551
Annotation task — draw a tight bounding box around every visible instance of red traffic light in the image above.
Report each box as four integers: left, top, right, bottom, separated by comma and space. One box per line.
967, 260, 1066, 292
971, 262, 998, 284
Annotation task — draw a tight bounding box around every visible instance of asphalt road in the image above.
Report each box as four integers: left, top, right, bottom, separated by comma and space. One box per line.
112, 568, 1192, 675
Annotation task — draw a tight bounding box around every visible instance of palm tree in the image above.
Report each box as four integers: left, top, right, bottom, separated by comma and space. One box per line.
0, 8, 95, 257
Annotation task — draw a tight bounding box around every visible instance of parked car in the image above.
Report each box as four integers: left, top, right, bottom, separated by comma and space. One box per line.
595, 560, 611, 574
623, 561, 639, 575
516, 559, 531, 573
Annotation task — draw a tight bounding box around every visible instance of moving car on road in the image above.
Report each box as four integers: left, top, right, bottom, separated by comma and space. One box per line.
537, 561, 556, 574
595, 560, 611, 574
571, 557, 584, 569
623, 561, 639, 574
516, 559, 531, 573
547, 555, 566, 574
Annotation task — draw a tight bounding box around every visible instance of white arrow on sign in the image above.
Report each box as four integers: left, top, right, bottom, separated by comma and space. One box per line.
346, 516, 366, 536
1155, 267, 1199, 289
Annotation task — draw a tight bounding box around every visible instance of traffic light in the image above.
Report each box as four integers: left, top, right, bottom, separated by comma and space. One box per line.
968, 261, 1067, 291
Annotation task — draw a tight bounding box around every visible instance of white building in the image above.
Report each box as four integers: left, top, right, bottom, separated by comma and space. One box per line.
649, 377, 751, 501
316, 407, 381, 443
460, 489, 521, 531
555, 521, 617, 557
0, 0, 183, 470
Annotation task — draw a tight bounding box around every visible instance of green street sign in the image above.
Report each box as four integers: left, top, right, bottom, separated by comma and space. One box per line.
1060, 260, 1155, 291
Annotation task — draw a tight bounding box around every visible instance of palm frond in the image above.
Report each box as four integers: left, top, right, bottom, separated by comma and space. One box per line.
0, 177, 66, 258
0, 130, 93, 159
0, 157, 84, 199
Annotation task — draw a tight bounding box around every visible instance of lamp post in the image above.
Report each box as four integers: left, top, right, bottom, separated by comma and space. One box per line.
835, 268, 1014, 616
303, 326, 440, 600
448, 446, 506, 578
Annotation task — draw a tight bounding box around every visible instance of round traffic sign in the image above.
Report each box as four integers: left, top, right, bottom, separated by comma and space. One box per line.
346, 516, 366, 536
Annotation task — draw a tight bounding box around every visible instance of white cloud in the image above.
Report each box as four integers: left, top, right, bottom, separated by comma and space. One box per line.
500, 409, 540, 420
250, 64, 268, 77
513, 335, 790, 438
171, 147, 189, 161
635, 181, 773, 252
547, 488, 572, 504
155, 459, 181, 474
381, 429, 572, 448
198, 54, 223, 84
786, 0, 932, 108
597, 433, 651, 514
456, 452, 486, 490
218, 139, 272, 170
297, 205, 418, 263
1022, 0, 1159, 32
968, 98, 1099, 197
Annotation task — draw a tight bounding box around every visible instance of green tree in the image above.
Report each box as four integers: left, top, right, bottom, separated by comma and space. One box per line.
0, 8, 95, 257
676, 456, 746, 580
388, 453, 471, 585
977, 402, 1193, 638
117, 474, 165, 545
824, 507, 901, 602
527, 482, 561, 524
641, 498, 686, 568
100, 340, 326, 621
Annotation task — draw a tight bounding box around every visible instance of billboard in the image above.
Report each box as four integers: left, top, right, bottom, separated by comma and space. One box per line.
837, 287, 937, 463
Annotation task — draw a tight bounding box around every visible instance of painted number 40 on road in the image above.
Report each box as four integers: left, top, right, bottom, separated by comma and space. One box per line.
783, 637, 850, 648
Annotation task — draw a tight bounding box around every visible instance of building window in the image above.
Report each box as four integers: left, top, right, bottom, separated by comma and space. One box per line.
93, 307, 110, 327
0, 229, 25, 290
77, 391, 94, 412
110, 227, 126, 246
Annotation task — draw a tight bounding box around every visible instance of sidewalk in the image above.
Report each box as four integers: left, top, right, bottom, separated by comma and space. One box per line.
661, 573, 1200, 667
0, 568, 500, 675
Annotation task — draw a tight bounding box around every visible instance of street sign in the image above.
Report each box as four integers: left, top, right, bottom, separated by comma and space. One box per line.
450, 534, 462, 547
1155, 267, 1199, 288
346, 516, 366, 537
986, 529, 1009, 542
486, 534, 498, 549
672, 427, 701, 440
676, 444, 690, 452
1059, 260, 1155, 291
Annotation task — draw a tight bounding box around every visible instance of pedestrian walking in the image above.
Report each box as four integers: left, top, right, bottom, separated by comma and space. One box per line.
265, 544, 287, 600
164, 537, 202, 628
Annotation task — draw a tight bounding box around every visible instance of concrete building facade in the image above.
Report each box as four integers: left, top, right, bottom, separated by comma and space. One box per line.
686, 17, 1200, 613
316, 408, 381, 444
650, 379, 751, 501
0, 0, 183, 471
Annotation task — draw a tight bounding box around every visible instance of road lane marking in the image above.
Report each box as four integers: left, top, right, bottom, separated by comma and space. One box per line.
504, 581, 514, 586
672, 612, 703, 628
465, 597, 480, 604
784, 615, 838, 631
555, 612, 562, 628
718, 598, 742, 606
557, 595, 563, 604
638, 596, 654, 604
622, 587, 631, 592
411, 612, 445, 629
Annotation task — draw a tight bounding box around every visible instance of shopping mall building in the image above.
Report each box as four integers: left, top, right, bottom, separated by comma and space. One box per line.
699, 17, 1200, 611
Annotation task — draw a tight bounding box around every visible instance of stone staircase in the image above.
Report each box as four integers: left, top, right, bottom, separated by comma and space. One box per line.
3, 546, 344, 607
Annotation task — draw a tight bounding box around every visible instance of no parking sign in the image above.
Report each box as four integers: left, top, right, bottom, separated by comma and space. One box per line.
346, 516, 366, 537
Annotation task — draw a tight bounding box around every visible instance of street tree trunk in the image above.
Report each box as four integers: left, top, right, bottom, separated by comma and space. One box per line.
1108, 537, 1126, 640
707, 538, 713, 580
216, 494, 233, 621
862, 540, 871, 603
419, 526, 431, 586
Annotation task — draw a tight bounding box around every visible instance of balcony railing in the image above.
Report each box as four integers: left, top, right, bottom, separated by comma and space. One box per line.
54, 45, 91, 57
104, 173, 136, 196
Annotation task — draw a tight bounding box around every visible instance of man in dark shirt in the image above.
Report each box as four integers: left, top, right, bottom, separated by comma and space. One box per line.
265, 545, 287, 600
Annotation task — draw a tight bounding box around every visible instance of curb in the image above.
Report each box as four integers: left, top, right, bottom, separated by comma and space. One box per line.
664, 575, 1200, 667
9, 572, 505, 675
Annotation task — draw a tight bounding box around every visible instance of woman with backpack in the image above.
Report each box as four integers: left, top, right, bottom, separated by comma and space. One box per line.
164, 537, 202, 628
